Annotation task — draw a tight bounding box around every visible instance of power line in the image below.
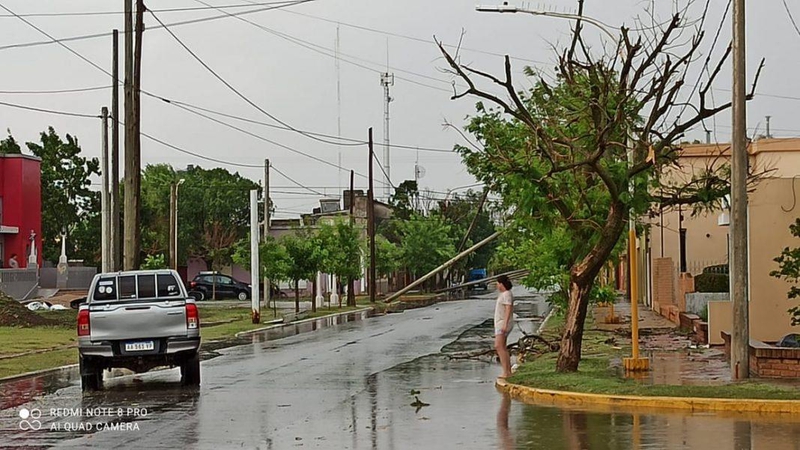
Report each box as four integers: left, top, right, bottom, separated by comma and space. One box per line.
372, 151, 397, 191
162, 97, 391, 186
0, 99, 100, 119
275, 6, 550, 66
0, 85, 110, 95
193, 0, 454, 93
0, 1, 305, 18
148, 7, 366, 147
270, 164, 328, 197
171, 99, 455, 153
0, 1, 313, 52
784, 0, 800, 37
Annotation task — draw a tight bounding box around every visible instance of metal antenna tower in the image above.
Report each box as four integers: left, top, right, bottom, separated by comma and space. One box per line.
381, 40, 394, 198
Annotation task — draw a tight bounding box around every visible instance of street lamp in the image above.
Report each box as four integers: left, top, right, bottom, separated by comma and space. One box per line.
174, 178, 185, 270
476, 3, 618, 41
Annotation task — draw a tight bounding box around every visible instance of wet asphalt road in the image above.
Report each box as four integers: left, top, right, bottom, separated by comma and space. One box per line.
3, 290, 800, 449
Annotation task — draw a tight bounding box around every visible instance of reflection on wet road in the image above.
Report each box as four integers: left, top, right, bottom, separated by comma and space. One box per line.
2, 292, 800, 449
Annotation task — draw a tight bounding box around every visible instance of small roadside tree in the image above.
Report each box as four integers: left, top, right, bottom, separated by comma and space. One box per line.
318, 220, 363, 307
282, 231, 325, 313
396, 214, 457, 289
770, 219, 800, 327
438, 4, 763, 371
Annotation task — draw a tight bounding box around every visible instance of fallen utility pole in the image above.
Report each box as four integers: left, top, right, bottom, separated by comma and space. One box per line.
434, 269, 528, 294
384, 231, 502, 303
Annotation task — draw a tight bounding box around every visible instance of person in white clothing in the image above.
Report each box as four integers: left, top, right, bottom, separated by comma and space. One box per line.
494, 275, 514, 379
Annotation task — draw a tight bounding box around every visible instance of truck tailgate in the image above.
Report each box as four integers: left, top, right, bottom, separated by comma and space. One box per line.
89, 301, 188, 341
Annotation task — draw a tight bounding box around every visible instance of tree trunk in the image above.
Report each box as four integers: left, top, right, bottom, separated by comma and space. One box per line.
347, 278, 356, 307
556, 276, 593, 372
556, 200, 627, 372
311, 279, 317, 313
294, 280, 300, 313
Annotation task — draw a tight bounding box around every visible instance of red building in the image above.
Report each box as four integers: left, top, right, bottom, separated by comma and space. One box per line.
0, 154, 42, 268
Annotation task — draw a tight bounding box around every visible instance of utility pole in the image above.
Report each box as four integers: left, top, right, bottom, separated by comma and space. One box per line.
101, 107, 110, 273
367, 128, 376, 303
731, 0, 750, 380
264, 159, 273, 316
123, 0, 144, 270
250, 190, 261, 324
111, 29, 120, 272
348, 170, 356, 306
169, 183, 177, 270
380, 72, 394, 199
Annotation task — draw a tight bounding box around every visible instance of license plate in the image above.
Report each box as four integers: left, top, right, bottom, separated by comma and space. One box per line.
125, 341, 154, 352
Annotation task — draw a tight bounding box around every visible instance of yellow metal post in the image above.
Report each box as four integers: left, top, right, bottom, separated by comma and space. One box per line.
624, 224, 650, 371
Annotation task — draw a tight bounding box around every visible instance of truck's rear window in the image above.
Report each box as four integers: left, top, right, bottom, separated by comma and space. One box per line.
92, 273, 183, 301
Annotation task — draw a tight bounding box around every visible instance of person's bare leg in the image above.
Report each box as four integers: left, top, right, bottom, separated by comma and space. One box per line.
495, 334, 512, 378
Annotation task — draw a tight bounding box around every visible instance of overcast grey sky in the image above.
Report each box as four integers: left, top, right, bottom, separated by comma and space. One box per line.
0, 1, 796, 217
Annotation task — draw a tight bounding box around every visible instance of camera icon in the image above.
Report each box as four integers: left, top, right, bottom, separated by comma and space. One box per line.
19, 408, 42, 431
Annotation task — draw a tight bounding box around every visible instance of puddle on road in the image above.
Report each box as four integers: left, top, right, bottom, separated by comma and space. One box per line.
0, 310, 373, 412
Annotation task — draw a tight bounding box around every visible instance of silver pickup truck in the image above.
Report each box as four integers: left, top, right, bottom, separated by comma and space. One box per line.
77, 270, 201, 391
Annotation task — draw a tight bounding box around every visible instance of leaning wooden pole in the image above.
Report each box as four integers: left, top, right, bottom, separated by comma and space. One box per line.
383, 231, 502, 303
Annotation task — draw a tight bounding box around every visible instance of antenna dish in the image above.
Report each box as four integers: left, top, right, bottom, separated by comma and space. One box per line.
415, 165, 426, 179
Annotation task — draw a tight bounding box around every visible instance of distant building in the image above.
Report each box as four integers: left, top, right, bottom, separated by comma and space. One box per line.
0, 154, 42, 268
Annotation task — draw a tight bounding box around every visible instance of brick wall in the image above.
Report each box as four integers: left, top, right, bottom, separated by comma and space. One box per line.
721, 331, 800, 379
653, 258, 675, 307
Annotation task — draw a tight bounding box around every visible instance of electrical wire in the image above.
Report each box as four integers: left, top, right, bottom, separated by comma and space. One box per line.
0, 1, 313, 52
371, 151, 397, 191
148, 7, 368, 147
0, 99, 101, 118
0, 1, 304, 18
270, 164, 328, 197
0, 85, 110, 95
783, 0, 800, 38
192, 0, 454, 93
171, 99, 455, 153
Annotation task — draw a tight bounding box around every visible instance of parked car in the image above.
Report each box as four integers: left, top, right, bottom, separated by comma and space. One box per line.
467, 268, 489, 291
77, 270, 201, 391
188, 272, 251, 301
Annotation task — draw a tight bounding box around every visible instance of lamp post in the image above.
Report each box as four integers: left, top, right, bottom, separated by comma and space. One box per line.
476, 3, 649, 372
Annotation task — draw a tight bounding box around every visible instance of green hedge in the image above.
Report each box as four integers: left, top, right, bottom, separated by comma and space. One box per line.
695, 272, 729, 293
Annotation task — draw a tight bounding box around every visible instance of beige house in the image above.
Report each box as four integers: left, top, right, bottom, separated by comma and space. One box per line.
648, 138, 800, 345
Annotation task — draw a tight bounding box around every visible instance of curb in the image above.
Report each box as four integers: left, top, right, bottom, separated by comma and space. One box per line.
234, 307, 373, 337
0, 364, 79, 384
495, 379, 800, 414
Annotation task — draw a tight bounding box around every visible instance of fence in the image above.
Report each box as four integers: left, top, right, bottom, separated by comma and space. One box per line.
0, 268, 39, 300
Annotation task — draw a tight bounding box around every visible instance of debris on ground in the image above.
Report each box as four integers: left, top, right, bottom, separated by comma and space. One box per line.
0, 292, 56, 327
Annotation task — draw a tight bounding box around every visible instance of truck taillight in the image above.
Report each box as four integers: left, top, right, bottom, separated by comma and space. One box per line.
186, 303, 199, 330
77, 310, 90, 336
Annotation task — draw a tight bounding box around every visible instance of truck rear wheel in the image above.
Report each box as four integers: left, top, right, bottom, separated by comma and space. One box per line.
181, 353, 201, 386
80, 357, 103, 392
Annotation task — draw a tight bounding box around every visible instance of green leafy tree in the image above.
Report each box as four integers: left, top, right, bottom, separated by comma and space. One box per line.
318, 220, 363, 307
437, 189, 497, 274
140, 164, 262, 270
396, 214, 457, 288
375, 235, 400, 279
232, 234, 292, 293
0, 130, 21, 154
282, 231, 325, 313
26, 127, 99, 264
770, 219, 800, 326
140, 254, 167, 270
389, 180, 420, 220
438, 9, 762, 371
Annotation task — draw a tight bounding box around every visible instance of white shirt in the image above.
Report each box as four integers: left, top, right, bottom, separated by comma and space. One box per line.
494, 289, 514, 331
